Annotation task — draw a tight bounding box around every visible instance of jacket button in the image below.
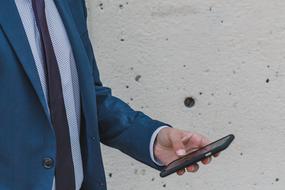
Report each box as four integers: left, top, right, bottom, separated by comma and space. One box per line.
42, 157, 54, 169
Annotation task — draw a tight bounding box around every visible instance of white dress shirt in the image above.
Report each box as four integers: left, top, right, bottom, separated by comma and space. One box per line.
14, 0, 166, 189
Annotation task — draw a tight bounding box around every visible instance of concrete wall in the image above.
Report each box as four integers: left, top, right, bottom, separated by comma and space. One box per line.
85, 0, 285, 189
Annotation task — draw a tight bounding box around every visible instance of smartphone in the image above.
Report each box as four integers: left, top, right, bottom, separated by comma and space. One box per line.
160, 134, 235, 178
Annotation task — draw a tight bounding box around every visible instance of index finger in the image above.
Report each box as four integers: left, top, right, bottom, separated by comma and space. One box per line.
199, 135, 211, 148
214, 152, 221, 157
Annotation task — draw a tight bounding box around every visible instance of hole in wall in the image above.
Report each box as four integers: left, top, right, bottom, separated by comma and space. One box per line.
184, 97, 195, 108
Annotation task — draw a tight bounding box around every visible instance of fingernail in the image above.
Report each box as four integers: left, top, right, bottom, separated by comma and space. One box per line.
176, 149, 186, 156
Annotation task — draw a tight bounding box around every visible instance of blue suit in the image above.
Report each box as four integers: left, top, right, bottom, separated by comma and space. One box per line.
0, 0, 170, 189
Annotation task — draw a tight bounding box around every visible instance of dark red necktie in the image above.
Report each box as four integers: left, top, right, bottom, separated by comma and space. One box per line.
31, 0, 76, 189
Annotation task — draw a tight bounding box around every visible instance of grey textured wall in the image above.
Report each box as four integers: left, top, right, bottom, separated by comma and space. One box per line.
86, 0, 285, 189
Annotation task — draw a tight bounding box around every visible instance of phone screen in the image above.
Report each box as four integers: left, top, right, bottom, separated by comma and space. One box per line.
164, 135, 232, 171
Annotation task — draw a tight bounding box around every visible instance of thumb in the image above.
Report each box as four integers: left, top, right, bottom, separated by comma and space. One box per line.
170, 132, 186, 157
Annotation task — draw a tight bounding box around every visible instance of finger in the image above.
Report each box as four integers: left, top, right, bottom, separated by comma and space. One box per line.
176, 169, 186, 176
169, 132, 186, 157
186, 164, 199, 172
181, 133, 193, 144
187, 133, 210, 149
199, 135, 211, 147
186, 165, 195, 172
201, 156, 212, 165
214, 152, 220, 157
193, 164, 199, 172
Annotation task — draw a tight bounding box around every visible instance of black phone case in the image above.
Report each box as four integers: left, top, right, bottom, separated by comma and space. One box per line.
160, 134, 235, 178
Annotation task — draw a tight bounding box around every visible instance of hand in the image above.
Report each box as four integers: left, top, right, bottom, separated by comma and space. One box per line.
154, 127, 219, 176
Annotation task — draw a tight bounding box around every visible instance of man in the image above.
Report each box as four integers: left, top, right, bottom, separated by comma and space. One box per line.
0, 0, 218, 189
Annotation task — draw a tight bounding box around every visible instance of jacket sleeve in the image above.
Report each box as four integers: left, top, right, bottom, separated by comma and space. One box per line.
79, 0, 171, 171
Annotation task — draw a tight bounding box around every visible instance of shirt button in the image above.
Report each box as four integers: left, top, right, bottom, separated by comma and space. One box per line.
42, 157, 54, 169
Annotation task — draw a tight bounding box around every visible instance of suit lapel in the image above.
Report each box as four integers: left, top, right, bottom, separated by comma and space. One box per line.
0, 0, 97, 131
0, 0, 50, 120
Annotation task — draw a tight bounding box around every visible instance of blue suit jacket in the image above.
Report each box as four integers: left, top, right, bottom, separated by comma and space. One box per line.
0, 0, 170, 189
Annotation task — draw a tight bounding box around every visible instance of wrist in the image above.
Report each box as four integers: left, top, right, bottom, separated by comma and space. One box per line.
154, 127, 172, 161
150, 126, 170, 166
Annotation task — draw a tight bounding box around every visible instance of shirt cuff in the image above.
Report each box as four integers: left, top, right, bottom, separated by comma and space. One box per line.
149, 126, 170, 166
